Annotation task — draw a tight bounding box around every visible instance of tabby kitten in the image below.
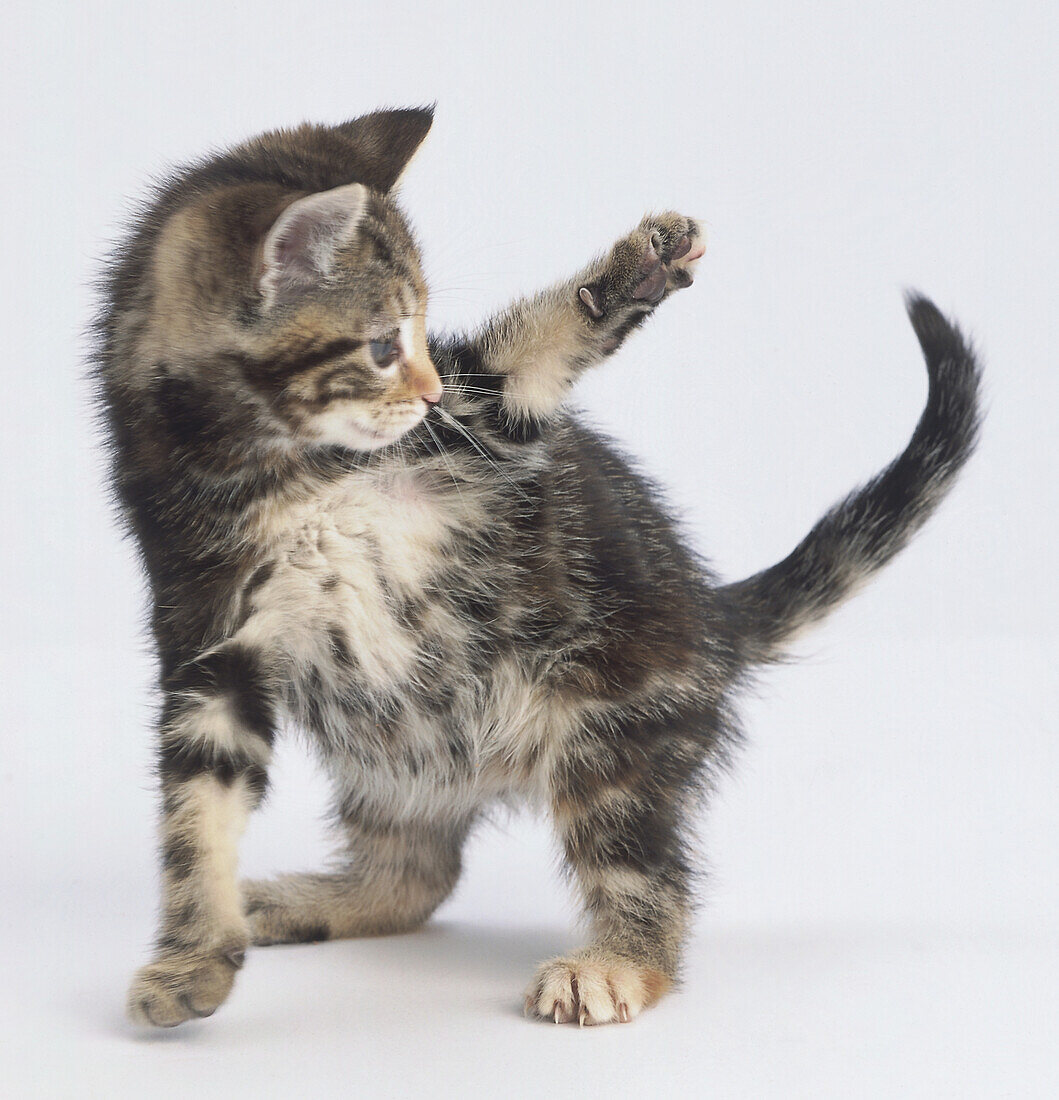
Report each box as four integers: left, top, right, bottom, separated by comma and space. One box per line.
95, 107, 980, 1029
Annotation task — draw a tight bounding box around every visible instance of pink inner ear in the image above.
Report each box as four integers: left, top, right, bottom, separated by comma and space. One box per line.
270, 215, 318, 279
259, 184, 367, 308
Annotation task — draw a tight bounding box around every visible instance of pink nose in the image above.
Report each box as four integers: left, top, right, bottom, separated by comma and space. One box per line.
421, 390, 443, 405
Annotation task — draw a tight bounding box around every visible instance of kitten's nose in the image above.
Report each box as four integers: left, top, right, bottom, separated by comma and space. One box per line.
408, 350, 443, 406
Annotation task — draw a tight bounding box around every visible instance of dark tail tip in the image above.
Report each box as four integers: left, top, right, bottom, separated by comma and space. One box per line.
903, 289, 982, 458
904, 290, 948, 340
904, 290, 979, 381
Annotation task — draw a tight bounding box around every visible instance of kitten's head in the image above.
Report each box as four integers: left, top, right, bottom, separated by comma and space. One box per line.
248, 177, 442, 452
128, 108, 442, 456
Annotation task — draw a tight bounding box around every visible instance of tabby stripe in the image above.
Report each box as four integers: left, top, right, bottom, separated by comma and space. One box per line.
233, 339, 364, 388
158, 735, 269, 793
296, 338, 364, 370
165, 644, 275, 743
361, 222, 414, 283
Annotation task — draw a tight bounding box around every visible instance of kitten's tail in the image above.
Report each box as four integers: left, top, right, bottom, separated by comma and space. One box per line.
720, 293, 981, 664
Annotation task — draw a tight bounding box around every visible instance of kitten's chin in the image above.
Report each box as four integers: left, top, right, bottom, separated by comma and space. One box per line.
308, 407, 422, 452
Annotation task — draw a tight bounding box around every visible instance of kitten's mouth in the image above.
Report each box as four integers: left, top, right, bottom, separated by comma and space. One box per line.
339, 414, 425, 451
349, 423, 416, 449
305, 402, 425, 452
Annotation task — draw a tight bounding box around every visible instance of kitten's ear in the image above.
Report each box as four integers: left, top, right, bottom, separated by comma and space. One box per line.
335, 106, 434, 192
259, 183, 367, 311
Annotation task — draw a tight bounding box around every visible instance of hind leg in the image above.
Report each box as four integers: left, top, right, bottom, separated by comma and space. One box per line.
243, 811, 472, 945
526, 705, 710, 1025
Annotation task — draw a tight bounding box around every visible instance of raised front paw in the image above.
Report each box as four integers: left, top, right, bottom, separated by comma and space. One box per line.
524, 950, 672, 1026
127, 943, 246, 1028
579, 213, 705, 320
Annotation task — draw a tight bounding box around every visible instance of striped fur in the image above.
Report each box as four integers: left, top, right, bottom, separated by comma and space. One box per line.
94, 108, 980, 1029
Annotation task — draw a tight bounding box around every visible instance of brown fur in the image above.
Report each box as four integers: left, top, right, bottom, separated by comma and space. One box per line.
94, 110, 980, 1029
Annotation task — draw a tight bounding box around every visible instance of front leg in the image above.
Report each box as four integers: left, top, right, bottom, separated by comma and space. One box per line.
461, 213, 704, 428
127, 643, 275, 1027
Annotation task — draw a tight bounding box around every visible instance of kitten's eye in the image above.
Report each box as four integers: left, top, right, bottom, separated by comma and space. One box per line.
369, 337, 399, 369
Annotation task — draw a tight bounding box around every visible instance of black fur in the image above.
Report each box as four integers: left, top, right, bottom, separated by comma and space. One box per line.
101, 111, 981, 1030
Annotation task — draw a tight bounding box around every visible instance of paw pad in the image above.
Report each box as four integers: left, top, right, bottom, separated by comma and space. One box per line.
579, 214, 705, 320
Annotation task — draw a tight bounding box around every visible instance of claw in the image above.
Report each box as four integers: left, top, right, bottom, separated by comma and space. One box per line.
579, 1007, 588, 1027
223, 947, 246, 969
618, 1003, 630, 1023
579, 286, 604, 319
554, 1005, 562, 1024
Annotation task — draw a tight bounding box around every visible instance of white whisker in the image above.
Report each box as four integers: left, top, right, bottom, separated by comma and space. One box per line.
432, 407, 532, 505
422, 418, 468, 506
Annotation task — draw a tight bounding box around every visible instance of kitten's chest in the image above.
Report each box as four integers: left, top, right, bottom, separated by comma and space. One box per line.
250, 469, 479, 690
241, 468, 567, 811
295, 471, 458, 597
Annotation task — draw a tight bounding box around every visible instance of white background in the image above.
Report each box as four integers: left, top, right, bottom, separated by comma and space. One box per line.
2, 1, 1057, 1096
